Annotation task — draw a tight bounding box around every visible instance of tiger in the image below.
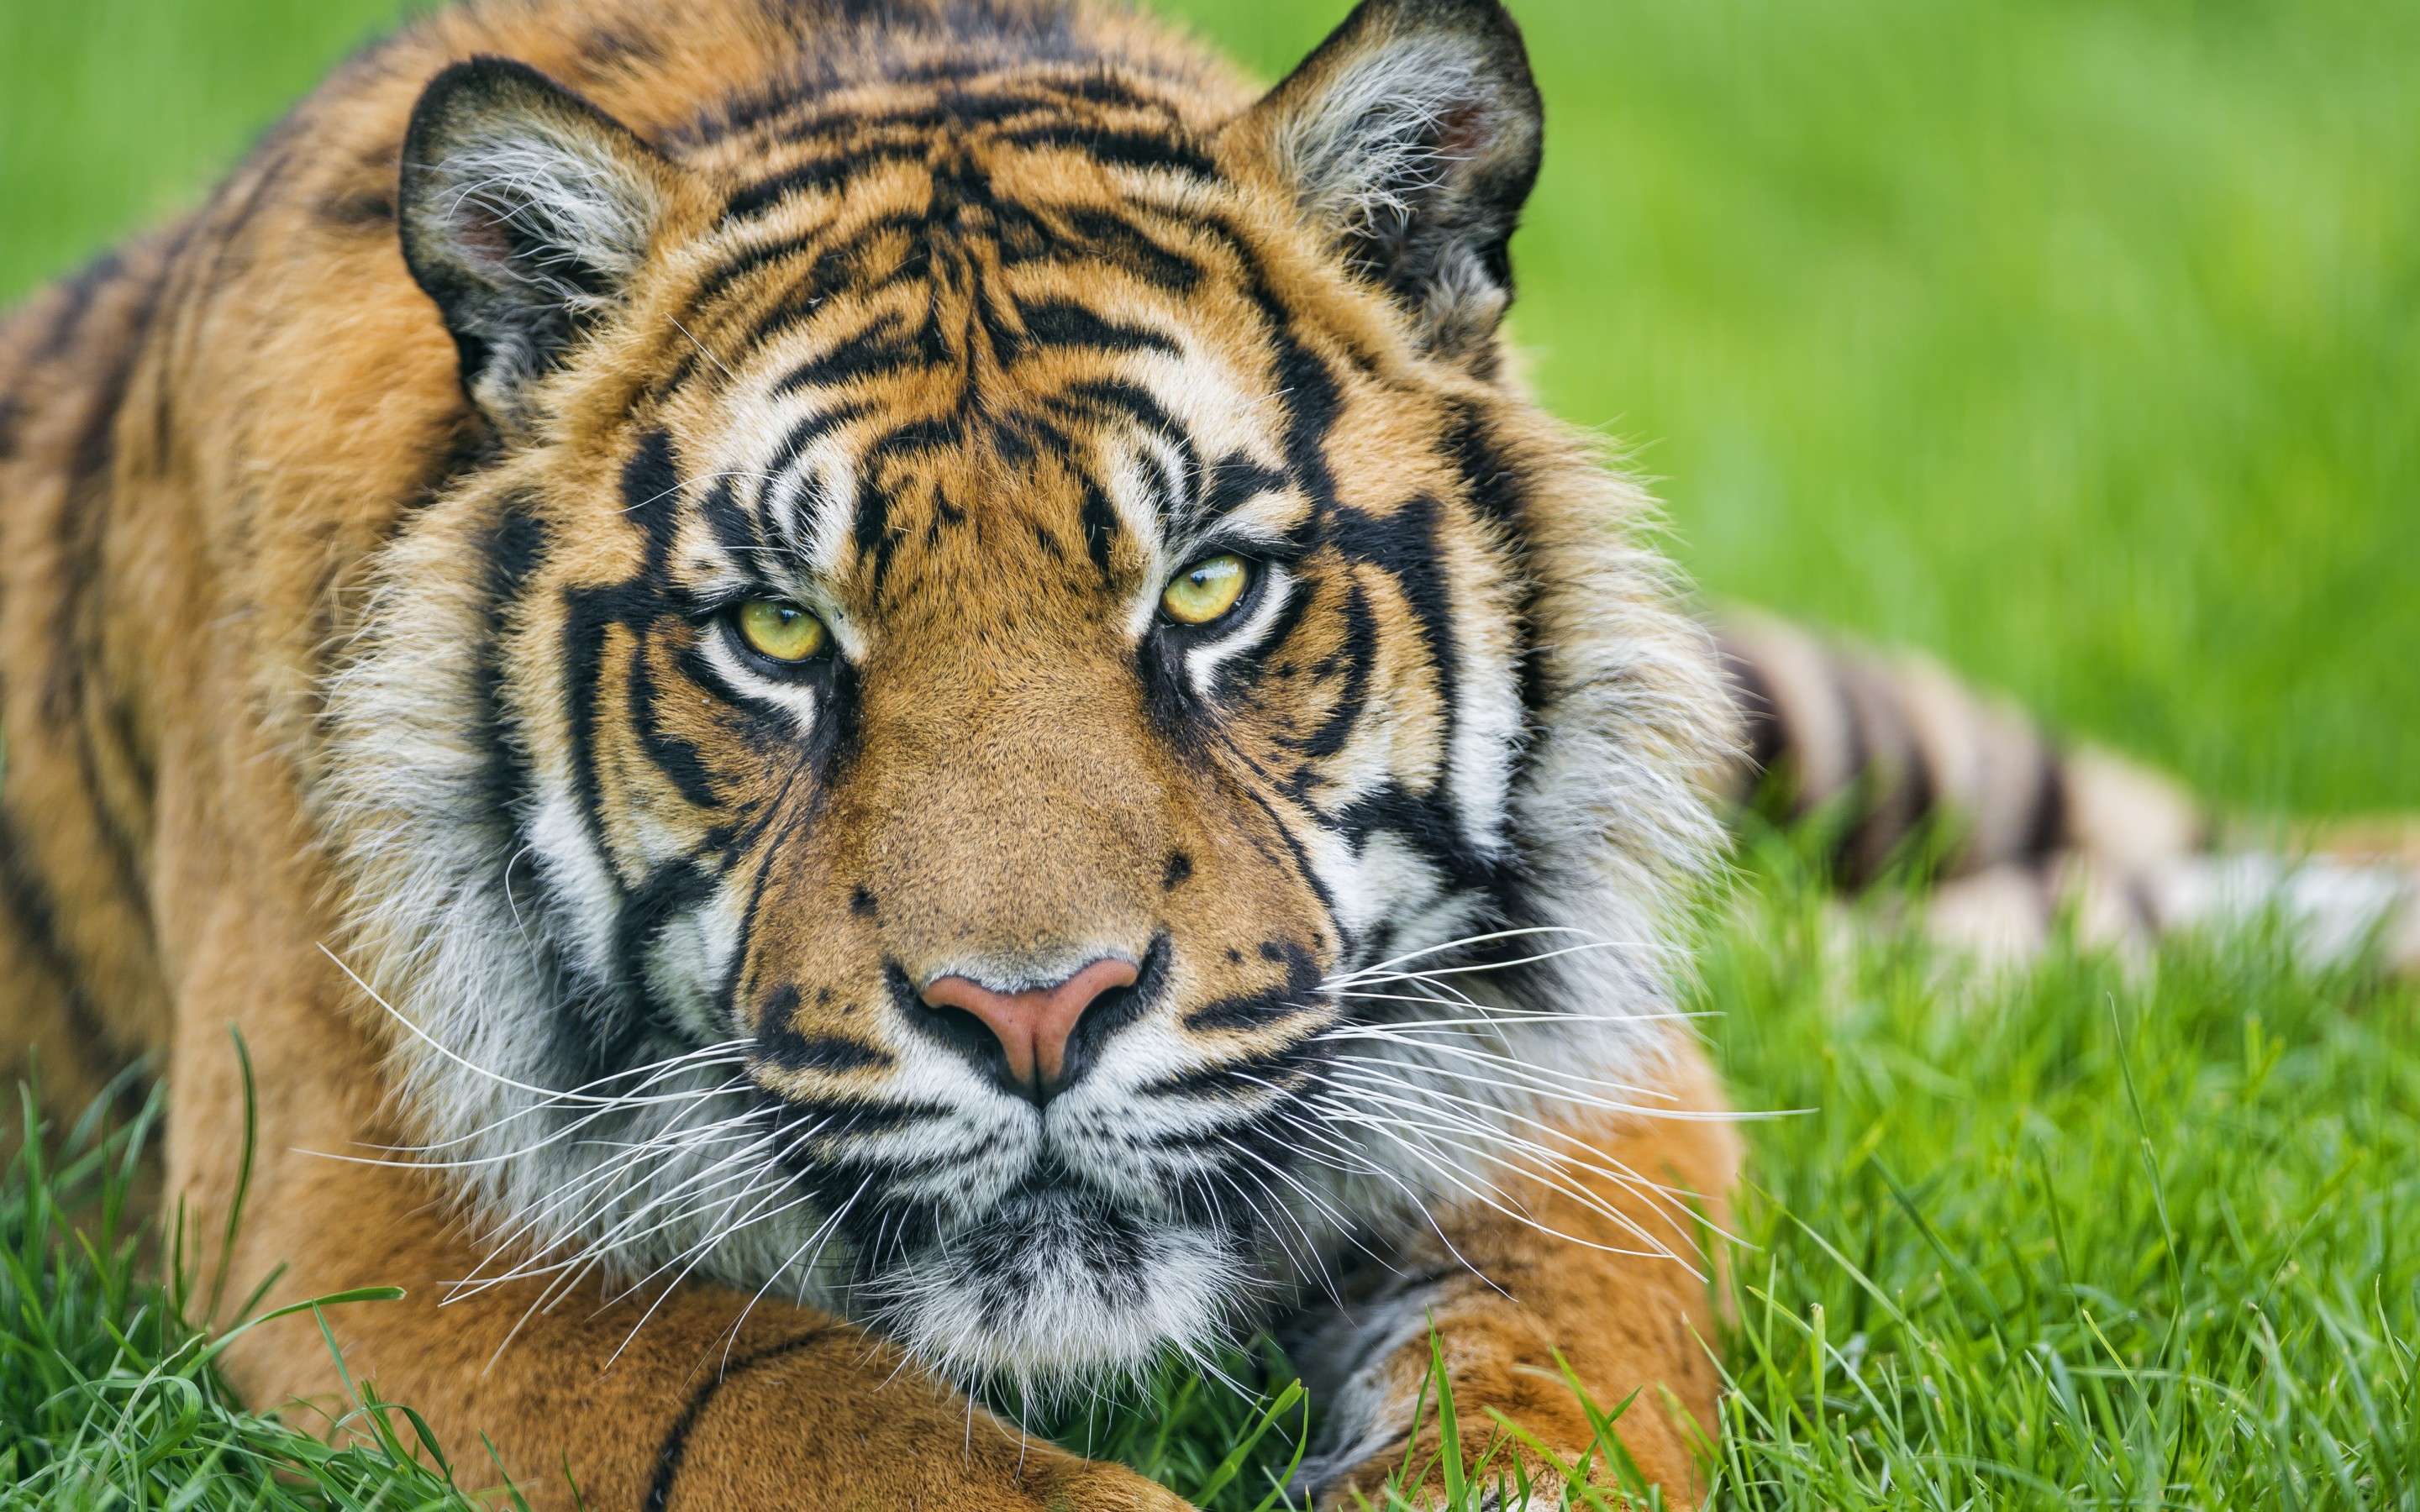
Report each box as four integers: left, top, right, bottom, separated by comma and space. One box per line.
0, 1, 2407, 1509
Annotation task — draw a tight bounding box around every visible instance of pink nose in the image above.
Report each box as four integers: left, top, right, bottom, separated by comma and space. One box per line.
919, 958, 1139, 1096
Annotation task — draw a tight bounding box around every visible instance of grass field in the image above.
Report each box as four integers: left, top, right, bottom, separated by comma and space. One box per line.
3, 0, 2415, 1505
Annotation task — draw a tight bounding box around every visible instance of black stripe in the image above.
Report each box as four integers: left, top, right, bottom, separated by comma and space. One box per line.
644, 1331, 835, 1512
772, 315, 922, 393
1286, 582, 1377, 763
560, 589, 638, 910
758, 1028, 895, 1075
0, 807, 116, 1061
1053, 207, 1203, 293
2023, 746, 2069, 860
617, 858, 718, 1016
471, 503, 548, 833
1200, 454, 1291, 517
692, 55, 1166, 143
622, 429, 686, 566
629, 650, 723, 810
692, 231, 824, 312
1442, 405, 1526, 528
34, 250, 128, 361
1077, 477, 1119, 575
993, 122, 1215, 178
1048, 376, 1179, 442
1143, 1045, 1320, 1102
1009, 298, 1179, 359
726, 145, 923, 219
46, 253, 166, 937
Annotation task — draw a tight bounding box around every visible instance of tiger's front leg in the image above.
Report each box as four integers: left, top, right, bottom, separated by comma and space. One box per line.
1293, 1047, 1742, 1509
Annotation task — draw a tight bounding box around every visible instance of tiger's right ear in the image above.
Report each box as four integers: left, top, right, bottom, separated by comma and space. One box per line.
399, 58, 680, 430
1224, 0, 1542, 369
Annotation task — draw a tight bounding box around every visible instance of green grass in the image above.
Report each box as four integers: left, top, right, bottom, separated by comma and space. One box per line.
0, 1084, 498, 1509
4, 0, 2416, 813
10, 862, 2418, 1508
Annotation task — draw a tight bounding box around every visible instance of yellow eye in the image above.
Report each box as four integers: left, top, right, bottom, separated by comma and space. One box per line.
735, 599, 829, 663
1160, 554, 1251, 627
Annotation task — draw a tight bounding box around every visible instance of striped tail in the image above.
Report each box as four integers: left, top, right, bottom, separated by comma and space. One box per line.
1712, 612, 2420, 974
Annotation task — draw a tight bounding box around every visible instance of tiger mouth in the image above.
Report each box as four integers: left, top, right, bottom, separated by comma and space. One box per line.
743, 1071, 1303, 1382
844, 1166, 1264, 1384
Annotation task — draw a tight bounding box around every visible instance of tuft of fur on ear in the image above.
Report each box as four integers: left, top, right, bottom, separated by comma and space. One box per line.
399, 58, 677, 429
1230, 0, 1544, 365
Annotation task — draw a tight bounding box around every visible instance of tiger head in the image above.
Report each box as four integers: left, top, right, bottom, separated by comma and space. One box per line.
328, 0, 1730, 1389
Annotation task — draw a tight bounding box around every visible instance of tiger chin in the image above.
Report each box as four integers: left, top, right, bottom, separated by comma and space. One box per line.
0, 0, 1748, 1507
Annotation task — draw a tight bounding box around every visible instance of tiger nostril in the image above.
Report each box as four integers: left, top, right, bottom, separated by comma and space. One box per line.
918, 957, 1140, 1104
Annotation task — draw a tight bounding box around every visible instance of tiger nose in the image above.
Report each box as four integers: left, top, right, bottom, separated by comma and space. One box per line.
919, 958, 1140, 1102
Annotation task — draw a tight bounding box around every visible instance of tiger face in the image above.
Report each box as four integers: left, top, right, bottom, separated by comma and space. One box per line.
329, 0, 1729, 1389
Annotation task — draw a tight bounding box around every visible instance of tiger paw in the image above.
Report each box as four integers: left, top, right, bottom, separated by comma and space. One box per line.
1312, 1406, 1699, 1512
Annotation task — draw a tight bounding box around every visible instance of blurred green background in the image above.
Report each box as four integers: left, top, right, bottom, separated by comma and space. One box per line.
5, 0, 2414, 816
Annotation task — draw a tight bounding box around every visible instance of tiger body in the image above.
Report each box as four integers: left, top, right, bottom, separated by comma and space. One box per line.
0, 0, 1743, 1505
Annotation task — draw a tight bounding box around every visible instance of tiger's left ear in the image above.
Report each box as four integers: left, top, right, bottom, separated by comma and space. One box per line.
1225, 0, 1543, 367
399, 57, 683, 432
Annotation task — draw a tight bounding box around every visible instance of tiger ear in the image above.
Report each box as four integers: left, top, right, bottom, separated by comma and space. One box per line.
399, 58, 679, 430
1228, 0, 1543, 366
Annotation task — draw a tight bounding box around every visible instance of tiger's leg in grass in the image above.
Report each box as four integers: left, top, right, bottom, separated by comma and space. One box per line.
1294, 1046, 1741, 1509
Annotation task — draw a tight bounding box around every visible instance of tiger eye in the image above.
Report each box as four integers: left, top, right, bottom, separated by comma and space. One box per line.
735, 599, 829, 662
1160, 554, 1250, 627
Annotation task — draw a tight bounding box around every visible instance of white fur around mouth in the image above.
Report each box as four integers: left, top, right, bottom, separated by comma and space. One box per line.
856, 1183, 1250, 1392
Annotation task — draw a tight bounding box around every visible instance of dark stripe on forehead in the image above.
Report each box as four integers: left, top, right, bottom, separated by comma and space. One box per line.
1078, 478, 1119, 576
773, 313, 924, 395
727, 147, 924, 220
1053, 208, 1202, 293
696, 476, 766, 563
1050, 377, 1180, 445
772, 80, 1182, 142
1009, 299, 1178, 360
689, 49, 1172, 141
723, 110, 1211, 226
623, 429, 686, 562
993, 122, 1214, 178
1202, 455, 1292, 518
768, 402, 870, 478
